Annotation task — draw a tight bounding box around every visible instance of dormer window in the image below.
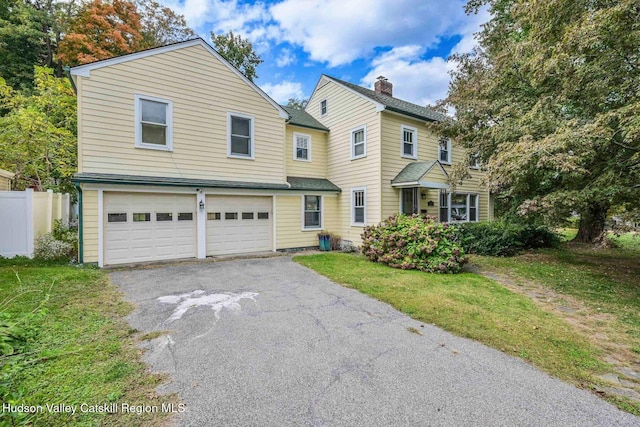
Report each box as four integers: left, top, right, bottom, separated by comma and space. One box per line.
439, 137, 451, 164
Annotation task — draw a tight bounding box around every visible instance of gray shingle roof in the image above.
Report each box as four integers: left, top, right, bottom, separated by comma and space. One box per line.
73, 173, 291, 190
282, 106, 329, 131
391, 161, 446, 184
326, 76, 447, 122
73, 173, 341, 192
286, 176, 341, 192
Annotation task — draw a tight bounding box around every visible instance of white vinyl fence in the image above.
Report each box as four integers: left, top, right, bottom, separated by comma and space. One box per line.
0, 189, 70, 258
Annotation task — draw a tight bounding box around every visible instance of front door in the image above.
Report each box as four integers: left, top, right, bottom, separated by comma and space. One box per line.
402, 188, 418, 215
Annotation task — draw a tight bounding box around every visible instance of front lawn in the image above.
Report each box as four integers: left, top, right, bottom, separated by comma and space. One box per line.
0, 258, 177, 426
295, 249, 640, 415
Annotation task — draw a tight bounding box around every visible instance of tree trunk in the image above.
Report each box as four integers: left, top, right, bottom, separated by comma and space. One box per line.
574, 202, 609, 243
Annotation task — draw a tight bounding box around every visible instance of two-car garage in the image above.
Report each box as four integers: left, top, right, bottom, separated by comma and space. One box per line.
103, 192, 272, 265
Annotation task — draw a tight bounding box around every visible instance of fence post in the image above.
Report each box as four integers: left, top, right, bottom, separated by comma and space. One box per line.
62, 193, 70, 226
46, 189, 53, 233
26, 188, 34, 258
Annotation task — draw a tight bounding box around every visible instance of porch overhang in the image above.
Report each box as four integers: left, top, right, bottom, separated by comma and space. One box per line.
391, 181, 449, 189
390, 160, 449, 188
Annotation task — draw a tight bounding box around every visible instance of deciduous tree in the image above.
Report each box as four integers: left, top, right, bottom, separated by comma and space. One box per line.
58, 0, 142, 65
0, 67, 76, 192
435, 0, 640, 243
136, 0, 195, 48
211, 30, 262, 82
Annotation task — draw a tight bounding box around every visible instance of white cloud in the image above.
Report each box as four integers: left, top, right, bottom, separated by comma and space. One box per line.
260, 81, 304, 103
270, 0, 469, 67
450, 6, 490, 55
360, 45, 455, 106
276, 48, 296, 67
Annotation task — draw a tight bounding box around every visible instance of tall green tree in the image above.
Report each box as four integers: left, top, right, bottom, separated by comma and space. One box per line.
211, 30, 263, 81
286, 98, 308, 110
0, 67, 76, 192
136, 0, 195, 48
436, 0, 640, 242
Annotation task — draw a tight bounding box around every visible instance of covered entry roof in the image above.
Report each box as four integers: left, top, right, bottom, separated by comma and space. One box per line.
391, 161, 449, 188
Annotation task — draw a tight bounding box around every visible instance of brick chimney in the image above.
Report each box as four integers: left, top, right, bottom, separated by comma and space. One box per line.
374, 75, 393, 97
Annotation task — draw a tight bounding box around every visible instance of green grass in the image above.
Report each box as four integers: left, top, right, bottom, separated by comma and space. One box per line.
0, 258, 176, 426
294, 254, 606, 382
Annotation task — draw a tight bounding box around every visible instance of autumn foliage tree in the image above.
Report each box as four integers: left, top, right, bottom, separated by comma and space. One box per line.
58, 0, 143, 65
435, 0, 640, 243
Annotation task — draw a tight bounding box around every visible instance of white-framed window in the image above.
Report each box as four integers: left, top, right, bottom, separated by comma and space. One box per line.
320, 99, 327, 116
439, 137, 451, 164
135, 94, 173, 151
293, 132, 311, 161
351, 126, 367, 160
302, 195, 322, 230
351, 187, 366, 226
401, 125, 417, 159
469, 152, 480, 169
227, 112, 254, 159
446, 192, 479, 222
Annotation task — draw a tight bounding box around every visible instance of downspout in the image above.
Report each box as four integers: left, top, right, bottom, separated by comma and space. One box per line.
63, 66, 77, 94
75, 183, 83, 264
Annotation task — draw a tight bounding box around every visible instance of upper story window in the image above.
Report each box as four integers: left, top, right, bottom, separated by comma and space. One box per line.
469, 152, 480, 169
320, 99, 327, 116
135, 94, 173, 151
228, 112, 254, 159
303, 195, 322, 229
401, 125, 417, 159
351, 187, 366, 226
293, 132, 311, 161
439, 137, 451, 164
351, 126, 367, 160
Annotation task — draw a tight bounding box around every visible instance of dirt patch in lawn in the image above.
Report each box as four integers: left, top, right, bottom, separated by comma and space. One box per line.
467, 264, 640, 403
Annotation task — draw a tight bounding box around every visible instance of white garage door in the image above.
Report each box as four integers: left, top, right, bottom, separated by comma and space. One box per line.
104, 192, 197, 265
206, 196, 272, 256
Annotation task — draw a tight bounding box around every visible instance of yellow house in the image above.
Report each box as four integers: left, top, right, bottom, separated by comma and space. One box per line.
0, 168, 14, 191
70, 38, 492, 266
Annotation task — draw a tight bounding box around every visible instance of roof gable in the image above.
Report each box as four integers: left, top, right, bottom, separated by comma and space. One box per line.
70, 38, 289, 119
282, 106, 329, 132
391, 161, 449, 186
313, 75, 446, 123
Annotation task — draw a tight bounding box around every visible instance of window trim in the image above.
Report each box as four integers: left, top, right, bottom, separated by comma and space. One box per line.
400, 125, 418, 159
351, 187, 367, 226
445, 192, 480, 223
351, 125, 367, 160
301, 195, 323, 231
439, 137, 452, 164
227, 112, 255, 159
469, 152, 480, 169
134, 94, 173, 151
293, 132, 312, 162
320, 99, 328, 117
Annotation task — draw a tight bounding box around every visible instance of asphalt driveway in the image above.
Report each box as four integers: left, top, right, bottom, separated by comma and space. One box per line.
109, 257, 639, 426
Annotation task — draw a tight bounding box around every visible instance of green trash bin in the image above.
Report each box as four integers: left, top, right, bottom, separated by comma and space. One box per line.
318, 234, 330, 251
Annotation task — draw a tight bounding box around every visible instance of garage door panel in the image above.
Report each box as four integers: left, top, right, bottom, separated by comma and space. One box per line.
104, 193, 197, 265
206, 196, 272, 256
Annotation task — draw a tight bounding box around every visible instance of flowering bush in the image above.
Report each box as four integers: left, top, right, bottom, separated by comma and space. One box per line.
33, 234, 75, 261
361, 214, 466, 273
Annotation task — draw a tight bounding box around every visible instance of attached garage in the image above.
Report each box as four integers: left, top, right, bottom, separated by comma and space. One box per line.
104, 192, 197, 265
206, 195, 272, 256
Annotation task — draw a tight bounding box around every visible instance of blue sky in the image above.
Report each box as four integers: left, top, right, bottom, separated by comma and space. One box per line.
159, 0, 490, 106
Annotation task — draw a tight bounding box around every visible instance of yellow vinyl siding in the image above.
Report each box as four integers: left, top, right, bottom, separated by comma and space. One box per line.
82, 189, 98, 262
0, 176, 10, 191
276, 195, 338, 249
285, 126, 328, 178
380, 112, 489, 221
307, 80, 381, 245
77, 45, 286, 184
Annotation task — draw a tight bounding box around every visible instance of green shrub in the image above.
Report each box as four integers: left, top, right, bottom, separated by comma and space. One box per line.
361, 215, 466, 273
457, 220, 560, 256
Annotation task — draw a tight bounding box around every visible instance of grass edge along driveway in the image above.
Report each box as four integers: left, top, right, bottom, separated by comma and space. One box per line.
0, 259, 179, 427
294, 252, 640, 416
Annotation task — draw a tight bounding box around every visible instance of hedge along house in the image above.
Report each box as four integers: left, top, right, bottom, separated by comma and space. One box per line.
70, 38, 492, 266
